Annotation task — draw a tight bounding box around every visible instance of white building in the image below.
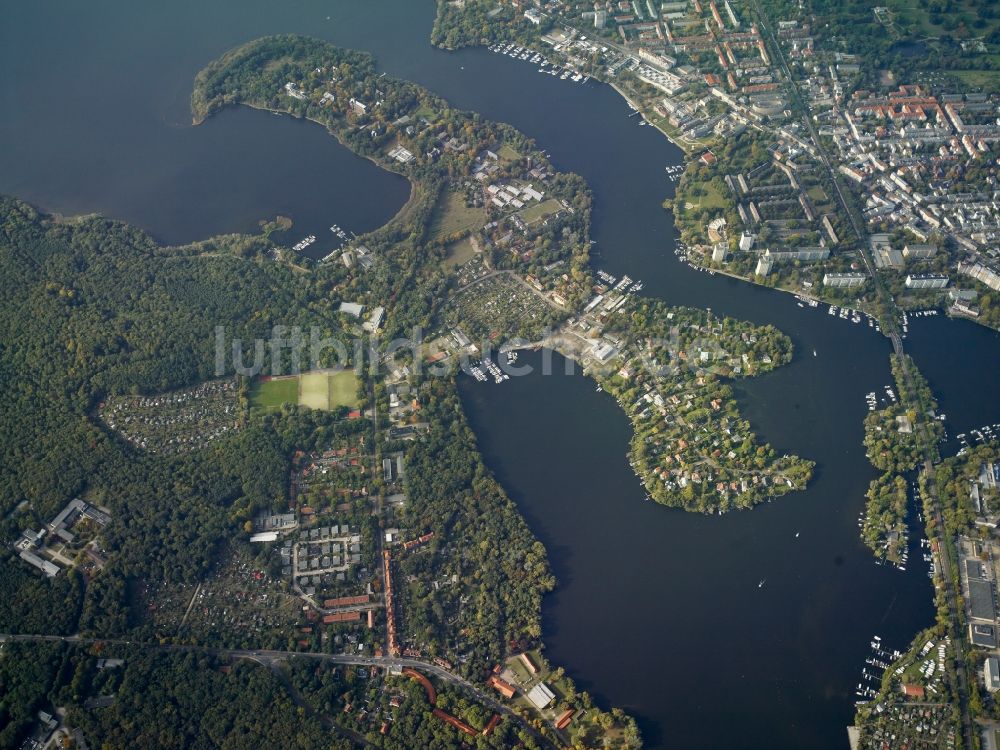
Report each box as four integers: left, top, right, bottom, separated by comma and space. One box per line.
986, 657, 1000, 693
364, 306, 386, 332
524, 8, 543, 25
959, 260, 1000, 292
339, 302, 365, 317
592, 340, 619, 363
739, 232, 755, 252
526, 682, 555, 710
904, 274, 948, 290
823, 272, 867, 288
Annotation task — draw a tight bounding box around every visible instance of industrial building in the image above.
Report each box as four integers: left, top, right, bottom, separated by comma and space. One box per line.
526, 682, 555, 710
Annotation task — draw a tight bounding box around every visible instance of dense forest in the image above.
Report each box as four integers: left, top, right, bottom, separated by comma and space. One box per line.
0, 198, 363, 647
65, 650, 351, 750
398, 377, 555, 670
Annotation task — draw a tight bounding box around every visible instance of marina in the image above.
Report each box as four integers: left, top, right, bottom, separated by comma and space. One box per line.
665, 164, 684, 183
854, 636, 904, 704
957, 423, 1000, 454
291, 234, 316, 253
487, 43, 590, 86
464, 356, 510, 385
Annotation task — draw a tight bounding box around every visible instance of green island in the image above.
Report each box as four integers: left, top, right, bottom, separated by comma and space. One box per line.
592, 298, 812, 511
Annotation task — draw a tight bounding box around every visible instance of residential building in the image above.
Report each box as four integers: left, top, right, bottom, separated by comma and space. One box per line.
904, 274, 948, 290
903, 244, 937, 260
755, 255, 773, 277
823, 272, 867, 288
959, 260, 1000, 292
524, 8, 543, 25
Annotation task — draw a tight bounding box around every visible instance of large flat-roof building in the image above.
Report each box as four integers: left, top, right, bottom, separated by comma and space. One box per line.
823, 272, 867, 288
19, 550, 59, 577
971, 623, 997, 648
526, 682, 555, 710
959, 260, 1000, 292
903, 244, 937, 260
904, 274, 949, 290
968, 578, 996, 622
987, 657, 1000, 692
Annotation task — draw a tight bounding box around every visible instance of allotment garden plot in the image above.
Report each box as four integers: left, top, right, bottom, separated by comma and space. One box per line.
140, 548, 300, 648
444, 258, 558, 341
99, 378, 241, 453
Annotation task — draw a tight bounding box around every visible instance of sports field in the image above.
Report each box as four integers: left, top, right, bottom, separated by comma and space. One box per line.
249, 370, 359, 412
248, 377, 298, 412
299, 371, 356, 410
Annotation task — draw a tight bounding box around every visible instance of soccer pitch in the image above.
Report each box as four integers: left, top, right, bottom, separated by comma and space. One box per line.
250, 370, 359, 412
298, 370, 359, 411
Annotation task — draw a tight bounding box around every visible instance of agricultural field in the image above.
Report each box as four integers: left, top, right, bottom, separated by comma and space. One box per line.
428, 189, 486, 241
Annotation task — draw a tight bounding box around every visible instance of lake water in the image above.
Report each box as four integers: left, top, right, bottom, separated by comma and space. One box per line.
3, 1, 998, 747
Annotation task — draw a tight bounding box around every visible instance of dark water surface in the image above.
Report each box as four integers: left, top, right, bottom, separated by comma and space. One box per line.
3, 1, 999, 748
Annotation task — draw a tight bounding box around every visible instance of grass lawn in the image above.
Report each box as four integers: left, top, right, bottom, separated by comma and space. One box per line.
498, 143, 521, 162
414, 103, 438, 122
952, 69, 1000, 92
299, 370, 359, 411
688, 180, 728, 211
429, 190, 486, 241
327, 370, 359, 409
249, 377, 299, 412
807, 185, 829, 203
518, 198, 562, 225
442, 236, 477, 268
